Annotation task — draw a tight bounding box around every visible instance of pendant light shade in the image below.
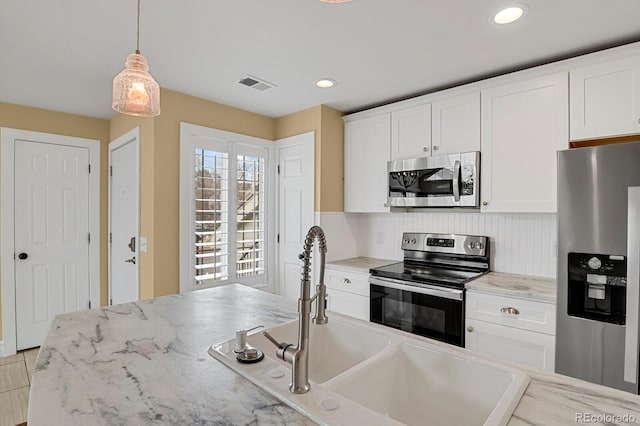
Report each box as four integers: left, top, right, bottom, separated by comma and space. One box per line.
112, 0, 160, 117
112, 53, 160, 116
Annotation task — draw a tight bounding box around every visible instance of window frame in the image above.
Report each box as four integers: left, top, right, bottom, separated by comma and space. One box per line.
179, 123, 276, 293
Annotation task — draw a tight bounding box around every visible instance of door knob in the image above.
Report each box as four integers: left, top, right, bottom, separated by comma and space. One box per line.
124, 256, 136, 264
18, 252, 28, 260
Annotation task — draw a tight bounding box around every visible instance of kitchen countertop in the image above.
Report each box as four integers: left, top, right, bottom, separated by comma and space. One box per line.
326, 256, 396, 274
466, 272, 557, 303
30, 284, 640, 425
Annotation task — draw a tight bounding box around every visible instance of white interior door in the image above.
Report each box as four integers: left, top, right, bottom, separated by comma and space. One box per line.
109, 130, 140, 305
14, 140, 90, 350
276, 132, 314, 300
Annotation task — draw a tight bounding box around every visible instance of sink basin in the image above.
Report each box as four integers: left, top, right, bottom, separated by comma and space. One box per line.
208, 312, 529, 426
329, 342, 528, 426
247, 316, 391, 383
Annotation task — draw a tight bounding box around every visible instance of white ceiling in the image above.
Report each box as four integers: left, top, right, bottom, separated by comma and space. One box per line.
1, 0, 640, 120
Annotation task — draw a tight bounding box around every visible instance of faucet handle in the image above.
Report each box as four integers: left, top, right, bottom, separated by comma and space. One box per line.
263, 331, 293, 361
263, 331, 285, 348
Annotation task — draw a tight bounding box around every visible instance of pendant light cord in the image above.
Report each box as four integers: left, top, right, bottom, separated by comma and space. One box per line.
136, 0, 141, 54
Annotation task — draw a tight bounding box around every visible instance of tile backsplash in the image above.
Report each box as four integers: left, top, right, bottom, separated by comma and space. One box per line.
319, 212, 557, 279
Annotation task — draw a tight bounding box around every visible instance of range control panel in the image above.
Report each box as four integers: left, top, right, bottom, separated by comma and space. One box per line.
426, 238, 455, 248
401, 233, 488, 256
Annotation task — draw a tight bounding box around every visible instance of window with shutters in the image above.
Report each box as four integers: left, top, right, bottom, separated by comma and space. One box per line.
180, 124, 273, 292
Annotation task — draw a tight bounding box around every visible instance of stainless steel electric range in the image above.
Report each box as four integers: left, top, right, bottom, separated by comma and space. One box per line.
369, 232, 489, 347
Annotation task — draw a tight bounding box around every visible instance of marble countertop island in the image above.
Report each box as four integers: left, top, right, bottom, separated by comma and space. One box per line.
30, 284, 640, 425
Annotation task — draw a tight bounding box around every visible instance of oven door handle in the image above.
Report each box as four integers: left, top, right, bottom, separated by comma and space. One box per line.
453, 160, 461, 202
369, 276, 463, 301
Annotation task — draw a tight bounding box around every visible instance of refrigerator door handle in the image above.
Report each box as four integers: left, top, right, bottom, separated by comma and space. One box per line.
624, 186, 640, 383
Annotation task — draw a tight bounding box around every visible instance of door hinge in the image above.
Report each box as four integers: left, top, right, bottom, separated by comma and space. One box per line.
277, 165, 280, 175
109, 232, 112, 243
277, 233, 280, 243
88, 233, 91, 243
110, 166, 113, 176
88, 164, 91, 174
110, 298, 113, 305
89, 301, 92, 309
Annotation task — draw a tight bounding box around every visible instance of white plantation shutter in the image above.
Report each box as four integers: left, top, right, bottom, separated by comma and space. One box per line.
183, 133, 269, 290
194, 148, 229, 284
235, 151, 266, 278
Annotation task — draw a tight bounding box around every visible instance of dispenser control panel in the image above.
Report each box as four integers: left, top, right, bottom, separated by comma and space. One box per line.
567, 252, 627, 325
570, 252, 627, 287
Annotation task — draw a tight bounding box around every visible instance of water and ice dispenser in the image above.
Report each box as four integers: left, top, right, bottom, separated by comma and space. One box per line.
567, 252, 627, 325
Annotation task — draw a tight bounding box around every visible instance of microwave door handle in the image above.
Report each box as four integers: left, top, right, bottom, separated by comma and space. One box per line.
453, 160, 461, 202
624, 186, 640, 383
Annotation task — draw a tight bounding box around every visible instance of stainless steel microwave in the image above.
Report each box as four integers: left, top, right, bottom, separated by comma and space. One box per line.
387, 151, 480, 208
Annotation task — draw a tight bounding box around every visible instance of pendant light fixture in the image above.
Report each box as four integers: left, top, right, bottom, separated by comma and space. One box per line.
112, 0, 161, 117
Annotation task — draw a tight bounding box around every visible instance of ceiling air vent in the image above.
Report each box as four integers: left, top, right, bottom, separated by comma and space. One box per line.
238, 75, 276, 92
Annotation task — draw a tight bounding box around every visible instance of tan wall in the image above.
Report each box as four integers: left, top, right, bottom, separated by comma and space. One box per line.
319, 105, 344, 212
109, 115, 156, 301
151, 89, 276, 297
0, 102, 110, 341
275, 105, 344, 212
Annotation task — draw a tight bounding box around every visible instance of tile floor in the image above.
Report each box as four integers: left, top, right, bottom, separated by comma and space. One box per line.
0, 347, 39, 426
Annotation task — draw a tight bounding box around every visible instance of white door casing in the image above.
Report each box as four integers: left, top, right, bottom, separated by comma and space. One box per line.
109, 128, 140, 305
276, 132, 314, 300
1, 128, 100, 355
179, 123, 276, 293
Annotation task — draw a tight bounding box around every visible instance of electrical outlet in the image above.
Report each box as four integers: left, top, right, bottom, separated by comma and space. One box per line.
376, 232, 384, 245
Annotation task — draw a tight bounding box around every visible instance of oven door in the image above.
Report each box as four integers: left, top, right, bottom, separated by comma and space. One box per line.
369, 276, 464, 346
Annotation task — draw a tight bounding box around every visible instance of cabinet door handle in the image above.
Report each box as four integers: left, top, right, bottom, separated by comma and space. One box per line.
343, 278, 351, 284
482, 201, 488, 206
423, 147, 429, 152
500, 307, 520, 315
433, 145, 439, 151
467, 326, 474, 332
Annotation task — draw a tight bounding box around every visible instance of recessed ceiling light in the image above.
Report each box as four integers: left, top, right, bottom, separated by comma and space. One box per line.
318, 0, 352, 3
493, 5, 528, 24
315, 79, 336, 88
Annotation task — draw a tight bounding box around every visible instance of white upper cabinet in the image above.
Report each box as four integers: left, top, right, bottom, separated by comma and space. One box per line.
344, 114, 391, 213
432, 92, 481, 155
570, 55, 640, 141
390, 104, 431, 160
481, 73, 569, 213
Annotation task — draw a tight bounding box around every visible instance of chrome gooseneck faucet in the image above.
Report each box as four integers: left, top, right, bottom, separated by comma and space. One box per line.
263, 225, 328, 394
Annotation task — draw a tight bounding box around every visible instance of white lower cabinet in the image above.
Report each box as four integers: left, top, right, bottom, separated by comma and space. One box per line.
465, 291, 556, 372
324, 267, 369, 321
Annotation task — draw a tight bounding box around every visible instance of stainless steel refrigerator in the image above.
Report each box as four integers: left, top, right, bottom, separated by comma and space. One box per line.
556, 141, 640, 393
